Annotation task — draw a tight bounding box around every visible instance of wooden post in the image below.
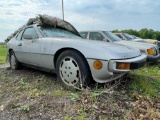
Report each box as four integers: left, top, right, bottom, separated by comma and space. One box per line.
62, 0, 64, 20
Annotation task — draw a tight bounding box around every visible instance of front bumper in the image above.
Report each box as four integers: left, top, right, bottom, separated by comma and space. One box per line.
87, 54, 147, 83
109, 54, 147, 72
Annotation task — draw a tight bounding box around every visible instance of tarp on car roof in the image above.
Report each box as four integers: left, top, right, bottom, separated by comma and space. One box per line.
5, 14, 81, 42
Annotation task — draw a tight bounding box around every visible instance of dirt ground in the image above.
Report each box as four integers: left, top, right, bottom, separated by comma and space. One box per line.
0, 63, 159, 120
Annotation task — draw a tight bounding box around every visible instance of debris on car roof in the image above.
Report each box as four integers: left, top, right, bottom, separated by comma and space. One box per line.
5, 14, 80, 43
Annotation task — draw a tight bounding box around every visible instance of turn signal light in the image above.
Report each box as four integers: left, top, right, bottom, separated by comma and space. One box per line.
117, 63, 130, 70
93, 61, 102, 70
147, 49, 154, 55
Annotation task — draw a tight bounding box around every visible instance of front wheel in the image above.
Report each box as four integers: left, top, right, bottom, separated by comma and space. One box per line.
56, 50, 92, 90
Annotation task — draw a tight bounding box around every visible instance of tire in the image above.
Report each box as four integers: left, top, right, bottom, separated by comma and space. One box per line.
56, 50, 92, 90
9, 51, 21, 70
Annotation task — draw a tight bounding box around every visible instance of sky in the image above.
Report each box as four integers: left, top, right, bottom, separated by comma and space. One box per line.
0, 0, 160, 42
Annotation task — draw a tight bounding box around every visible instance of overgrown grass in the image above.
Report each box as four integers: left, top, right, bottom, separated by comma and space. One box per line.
125, 65, 160, 120
129, 65, 160, 98
0, 45, 7, 64
0, 54, 160, 119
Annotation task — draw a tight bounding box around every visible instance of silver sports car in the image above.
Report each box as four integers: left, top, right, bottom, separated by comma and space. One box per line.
6, 15, 147, 89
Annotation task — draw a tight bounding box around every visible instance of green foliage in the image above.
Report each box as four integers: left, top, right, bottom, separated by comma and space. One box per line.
112, 28, 160, 40
70, 93, 79, 101
20, 77, 27, 85
91, 92, 98, 99
53, 89, 68, 97
64, 116, 72, 120
78, 115, 85, 120
18, 105, 30, 112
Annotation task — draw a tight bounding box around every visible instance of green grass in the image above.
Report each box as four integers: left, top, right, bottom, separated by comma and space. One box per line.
0, 45, 7, 64
125, 65, 160, 120
129, 65, 160, 98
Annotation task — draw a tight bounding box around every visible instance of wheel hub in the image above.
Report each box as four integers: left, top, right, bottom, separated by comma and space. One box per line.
59, 57, 80, 86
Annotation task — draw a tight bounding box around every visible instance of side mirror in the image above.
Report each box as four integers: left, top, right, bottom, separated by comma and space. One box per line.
23, 34, 33, 40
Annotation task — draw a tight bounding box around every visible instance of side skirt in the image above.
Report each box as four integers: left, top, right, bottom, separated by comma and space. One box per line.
21, 63, 56, 73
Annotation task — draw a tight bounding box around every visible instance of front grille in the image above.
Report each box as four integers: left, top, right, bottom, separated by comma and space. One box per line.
157, 48, 160, 54
156, 47, 159, 55
157, 41, 160, 51
153, 47, 159, 56
130, 61, 145, 70
157, 41, 160, 47
154, 48, 158, 55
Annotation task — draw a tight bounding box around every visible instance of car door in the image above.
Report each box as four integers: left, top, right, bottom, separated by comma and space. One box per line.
13, 29, 25, 62
20, 27, 42, 66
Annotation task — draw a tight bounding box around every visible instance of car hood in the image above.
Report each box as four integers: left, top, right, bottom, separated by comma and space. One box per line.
115, 40, 155, 50
101, 45, 141, 59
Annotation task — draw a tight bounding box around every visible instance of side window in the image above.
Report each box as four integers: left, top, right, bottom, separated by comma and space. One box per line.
16, 30, 24, 41
80, 32, 88, 39
116, 34, 123, 39
22, 27, 39, 40
89, 32, 104, 41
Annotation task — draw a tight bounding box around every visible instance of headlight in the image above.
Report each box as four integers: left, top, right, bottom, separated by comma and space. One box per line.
117, 62, 130, 70
147, 48, 154, 55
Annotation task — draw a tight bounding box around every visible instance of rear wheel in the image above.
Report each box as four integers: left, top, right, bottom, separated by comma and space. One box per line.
56, 50, 92, 90
9, 51, 21, 70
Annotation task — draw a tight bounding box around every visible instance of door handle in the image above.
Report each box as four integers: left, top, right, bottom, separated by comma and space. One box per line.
18, 43, 22, 46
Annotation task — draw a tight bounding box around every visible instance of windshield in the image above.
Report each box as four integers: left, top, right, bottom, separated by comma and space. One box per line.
103, 31, 122, 41
38, 25, 81, 39
123, 33, 134, 40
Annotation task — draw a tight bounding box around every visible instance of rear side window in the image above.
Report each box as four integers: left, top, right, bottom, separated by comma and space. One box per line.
16, 30, 24, 40
80, 32, 88, 39
89, 32, 104, 41
22, 27, 39, 40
